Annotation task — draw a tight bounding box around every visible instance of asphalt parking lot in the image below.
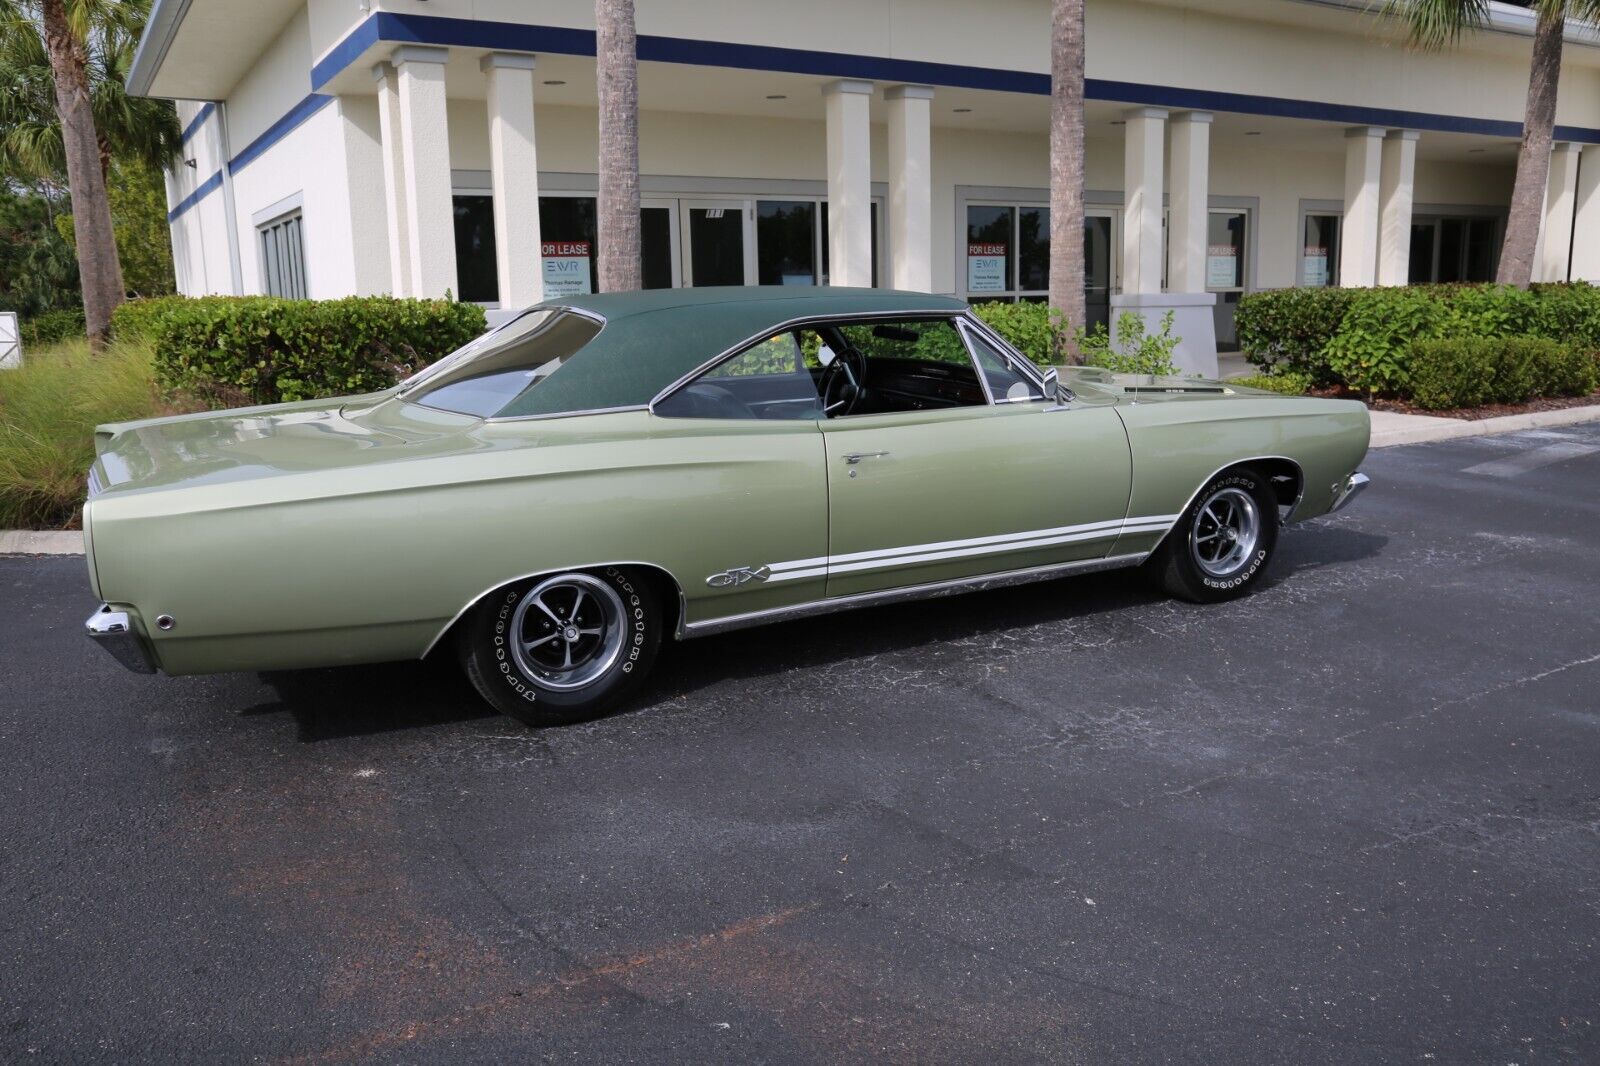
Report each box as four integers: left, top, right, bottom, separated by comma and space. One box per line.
3, 423, 1599, 1063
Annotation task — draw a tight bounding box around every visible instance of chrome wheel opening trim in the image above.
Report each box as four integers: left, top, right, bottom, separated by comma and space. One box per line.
1188, 487, 1261, 578
682, 552, 1151, 638
509, 572, 627, 691
1145, 456, 1304, 555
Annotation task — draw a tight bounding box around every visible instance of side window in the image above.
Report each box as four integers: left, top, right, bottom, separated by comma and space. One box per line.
965, 329, 1046, 402
655, 332, 822, 420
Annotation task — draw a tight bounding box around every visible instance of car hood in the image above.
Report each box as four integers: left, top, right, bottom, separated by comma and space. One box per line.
90, 392, 481, 495
1060, 366, 1302, 405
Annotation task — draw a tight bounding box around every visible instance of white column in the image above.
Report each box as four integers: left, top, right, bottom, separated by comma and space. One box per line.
392, 45, 457, 298
481, 52, 542, 308
1168, 110, 1211, 293
1377, 130, 1419, 286
1340, 126, 1385, 288
1570, 145, 1600, 282
1538, 142, 1582, 282
823, 80, 873, 288
372, 61, 411, 296
885, 84, 933, 292
1122, 107, 1167, 295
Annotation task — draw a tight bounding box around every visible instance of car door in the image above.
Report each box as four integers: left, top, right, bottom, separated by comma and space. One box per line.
818, 319, 1133, 599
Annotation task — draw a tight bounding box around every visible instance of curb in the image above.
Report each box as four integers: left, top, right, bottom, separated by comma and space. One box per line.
0, 530, 83, 556
1369, 402, 1600, 449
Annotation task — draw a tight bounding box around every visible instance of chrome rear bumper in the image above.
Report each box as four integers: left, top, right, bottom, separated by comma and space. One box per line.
85, 605, 157, 674
1329, 471, 1370, 514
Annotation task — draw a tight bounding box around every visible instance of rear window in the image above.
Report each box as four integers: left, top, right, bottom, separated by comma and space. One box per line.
399, 309, 602, 418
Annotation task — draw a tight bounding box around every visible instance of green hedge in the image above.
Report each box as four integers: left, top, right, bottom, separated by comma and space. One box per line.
113, 295, 487, 405
1231, 371, 1313, 396
1236, 282, 1600, 404
1407, 337, 1598, 410
20, 307, 86, 350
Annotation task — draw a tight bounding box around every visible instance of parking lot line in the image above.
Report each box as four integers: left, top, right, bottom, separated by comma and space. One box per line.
1461, 441, 1600, 478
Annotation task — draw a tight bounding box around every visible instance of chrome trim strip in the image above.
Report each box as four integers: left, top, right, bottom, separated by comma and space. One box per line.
682, 552, 1151, 638
486, 404, 648, 424
1329, 471, 1370, 514
647, 307, 969, 412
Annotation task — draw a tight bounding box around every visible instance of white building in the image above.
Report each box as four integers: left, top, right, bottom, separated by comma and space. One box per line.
131, 0, 1600, 373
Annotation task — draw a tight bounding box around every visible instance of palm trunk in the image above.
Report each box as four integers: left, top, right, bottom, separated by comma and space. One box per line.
1048, 0, 1087, 363
595, 0, 641, 292
1498, 8, 1564, 288
40, 0, 122, 346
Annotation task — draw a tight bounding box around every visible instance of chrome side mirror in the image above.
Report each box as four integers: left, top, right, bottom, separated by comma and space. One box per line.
1042, 368, 1075, 407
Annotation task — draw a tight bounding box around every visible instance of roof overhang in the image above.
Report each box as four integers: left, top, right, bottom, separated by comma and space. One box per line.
127, 0, 303, 100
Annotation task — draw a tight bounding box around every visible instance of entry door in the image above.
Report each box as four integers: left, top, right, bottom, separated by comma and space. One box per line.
1085, 209, 1116, 334
819, 404, 1133, 599
640, 198, 681, 289
682, 200, 754, 286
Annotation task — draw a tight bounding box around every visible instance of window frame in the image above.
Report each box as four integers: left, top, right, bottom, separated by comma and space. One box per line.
649, 310, 1048, 420
255, 204, 307, 299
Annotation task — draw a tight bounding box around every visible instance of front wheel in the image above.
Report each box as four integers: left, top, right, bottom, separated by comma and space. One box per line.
1150, 468, 1280, 603
461, 568, 662, 726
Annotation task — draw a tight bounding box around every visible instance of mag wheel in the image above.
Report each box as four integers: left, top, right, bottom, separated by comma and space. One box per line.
1152, 468, 1279, 604
462, 568, 662, 726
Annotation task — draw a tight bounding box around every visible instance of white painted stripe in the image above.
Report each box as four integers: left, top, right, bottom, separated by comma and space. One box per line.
762, 514, 1179, 582
1463, 442, 1600, 478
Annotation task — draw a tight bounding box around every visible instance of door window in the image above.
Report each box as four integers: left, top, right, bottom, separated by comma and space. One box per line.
687, 204, 747, 286
452, 194, 499, 303
1301, 213, 1339, 287
1207, 209, 1248, 350
963, 327, 1046, 403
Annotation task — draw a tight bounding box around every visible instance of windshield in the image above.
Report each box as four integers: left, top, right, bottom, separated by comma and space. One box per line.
400, 309, 603, 418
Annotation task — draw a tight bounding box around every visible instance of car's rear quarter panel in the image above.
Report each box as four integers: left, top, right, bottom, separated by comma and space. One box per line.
89, 411, 829, 675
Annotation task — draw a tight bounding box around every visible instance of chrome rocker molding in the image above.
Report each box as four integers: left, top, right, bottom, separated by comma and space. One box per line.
681, 551, 1150, 638
1329, 471, 1370, 514
85, 604, 158, 674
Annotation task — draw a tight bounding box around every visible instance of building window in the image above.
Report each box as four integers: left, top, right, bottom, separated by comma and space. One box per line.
1207, 208, 1249, 350
757, 200, 818, 285
1409, 216, 1499, 284
258, 211, 306, 299
453, 194, 499, 303
962, 202, 1114, 333
1301, 214, 1339, 287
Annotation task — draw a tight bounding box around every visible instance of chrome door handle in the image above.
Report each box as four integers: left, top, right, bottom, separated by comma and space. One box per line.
843, 451, 890, 464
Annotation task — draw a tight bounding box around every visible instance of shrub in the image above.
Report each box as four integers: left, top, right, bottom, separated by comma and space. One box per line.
1406, 336, 1593, 411
1076, 310, 1181, 376
1322, 287, 1441, 396
1233, 287, 1351, 382
21, 307, 86, 350
1231, 371, 1313, 396
969, 300, 1056, 364
0, 337, 199, 529
117, 295, 487, 405
1526, 283, 1600, 350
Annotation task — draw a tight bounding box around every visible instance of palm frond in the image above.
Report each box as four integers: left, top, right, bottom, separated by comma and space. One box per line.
1378, 0, 1493, 50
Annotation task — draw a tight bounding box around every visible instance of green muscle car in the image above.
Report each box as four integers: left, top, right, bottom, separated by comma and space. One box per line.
84, 287, 1369, 726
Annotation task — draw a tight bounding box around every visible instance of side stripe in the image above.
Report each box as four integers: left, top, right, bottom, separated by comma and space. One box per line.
763, 514, 1179, 583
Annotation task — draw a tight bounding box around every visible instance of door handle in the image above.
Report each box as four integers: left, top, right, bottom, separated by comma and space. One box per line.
843, 451, 890, 464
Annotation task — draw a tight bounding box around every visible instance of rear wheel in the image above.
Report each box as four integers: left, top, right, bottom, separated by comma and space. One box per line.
1151, 467, 1279, 603
461, 568, 662, 726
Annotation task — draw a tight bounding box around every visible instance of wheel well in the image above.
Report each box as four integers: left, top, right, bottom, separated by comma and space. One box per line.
421, 563, 688, 661
1233, 457, 1303, 511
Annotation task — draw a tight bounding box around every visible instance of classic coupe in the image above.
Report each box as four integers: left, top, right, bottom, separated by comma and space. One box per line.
84, 288, 1370, 726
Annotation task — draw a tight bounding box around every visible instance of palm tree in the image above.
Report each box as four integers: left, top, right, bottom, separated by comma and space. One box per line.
0, 0, 175, 343
595, 0, 641, 292
1047, 0, 1087, 362
1385, 0, 1600, 287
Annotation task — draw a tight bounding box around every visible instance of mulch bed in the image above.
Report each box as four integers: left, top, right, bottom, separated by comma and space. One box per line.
1306, 387, 1600, 421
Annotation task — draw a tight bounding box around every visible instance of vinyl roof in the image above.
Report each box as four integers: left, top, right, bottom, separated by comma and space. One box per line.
509, 286, 968, 416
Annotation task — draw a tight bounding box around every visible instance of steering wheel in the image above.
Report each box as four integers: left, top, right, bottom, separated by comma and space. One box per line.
819, 345, 867, 418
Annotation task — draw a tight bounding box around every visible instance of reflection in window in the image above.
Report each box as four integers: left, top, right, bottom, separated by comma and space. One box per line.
757, 201, 817, 285
966, 330, 1044, 401
655, 331, 821, 420
401, 310, 602, 418
1301, 214, 1339, 287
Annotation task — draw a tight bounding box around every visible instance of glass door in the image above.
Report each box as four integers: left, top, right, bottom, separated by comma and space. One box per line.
682, 199, 753, 286
1207, 209, 1248, 350
1085, 209, 1116, 334
640, 198, 680, 289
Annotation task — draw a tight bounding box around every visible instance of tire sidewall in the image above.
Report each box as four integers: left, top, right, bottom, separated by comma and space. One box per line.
469, 567, 661, 723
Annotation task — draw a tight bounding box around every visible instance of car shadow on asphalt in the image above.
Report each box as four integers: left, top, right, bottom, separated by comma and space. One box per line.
649, 523, 1387, 709
237, 523, 1385, 740
244, 657, 496, 742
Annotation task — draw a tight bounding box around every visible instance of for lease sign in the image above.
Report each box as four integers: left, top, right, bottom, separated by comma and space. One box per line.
967, 242, 1007, 293
542, 240, 592, 296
